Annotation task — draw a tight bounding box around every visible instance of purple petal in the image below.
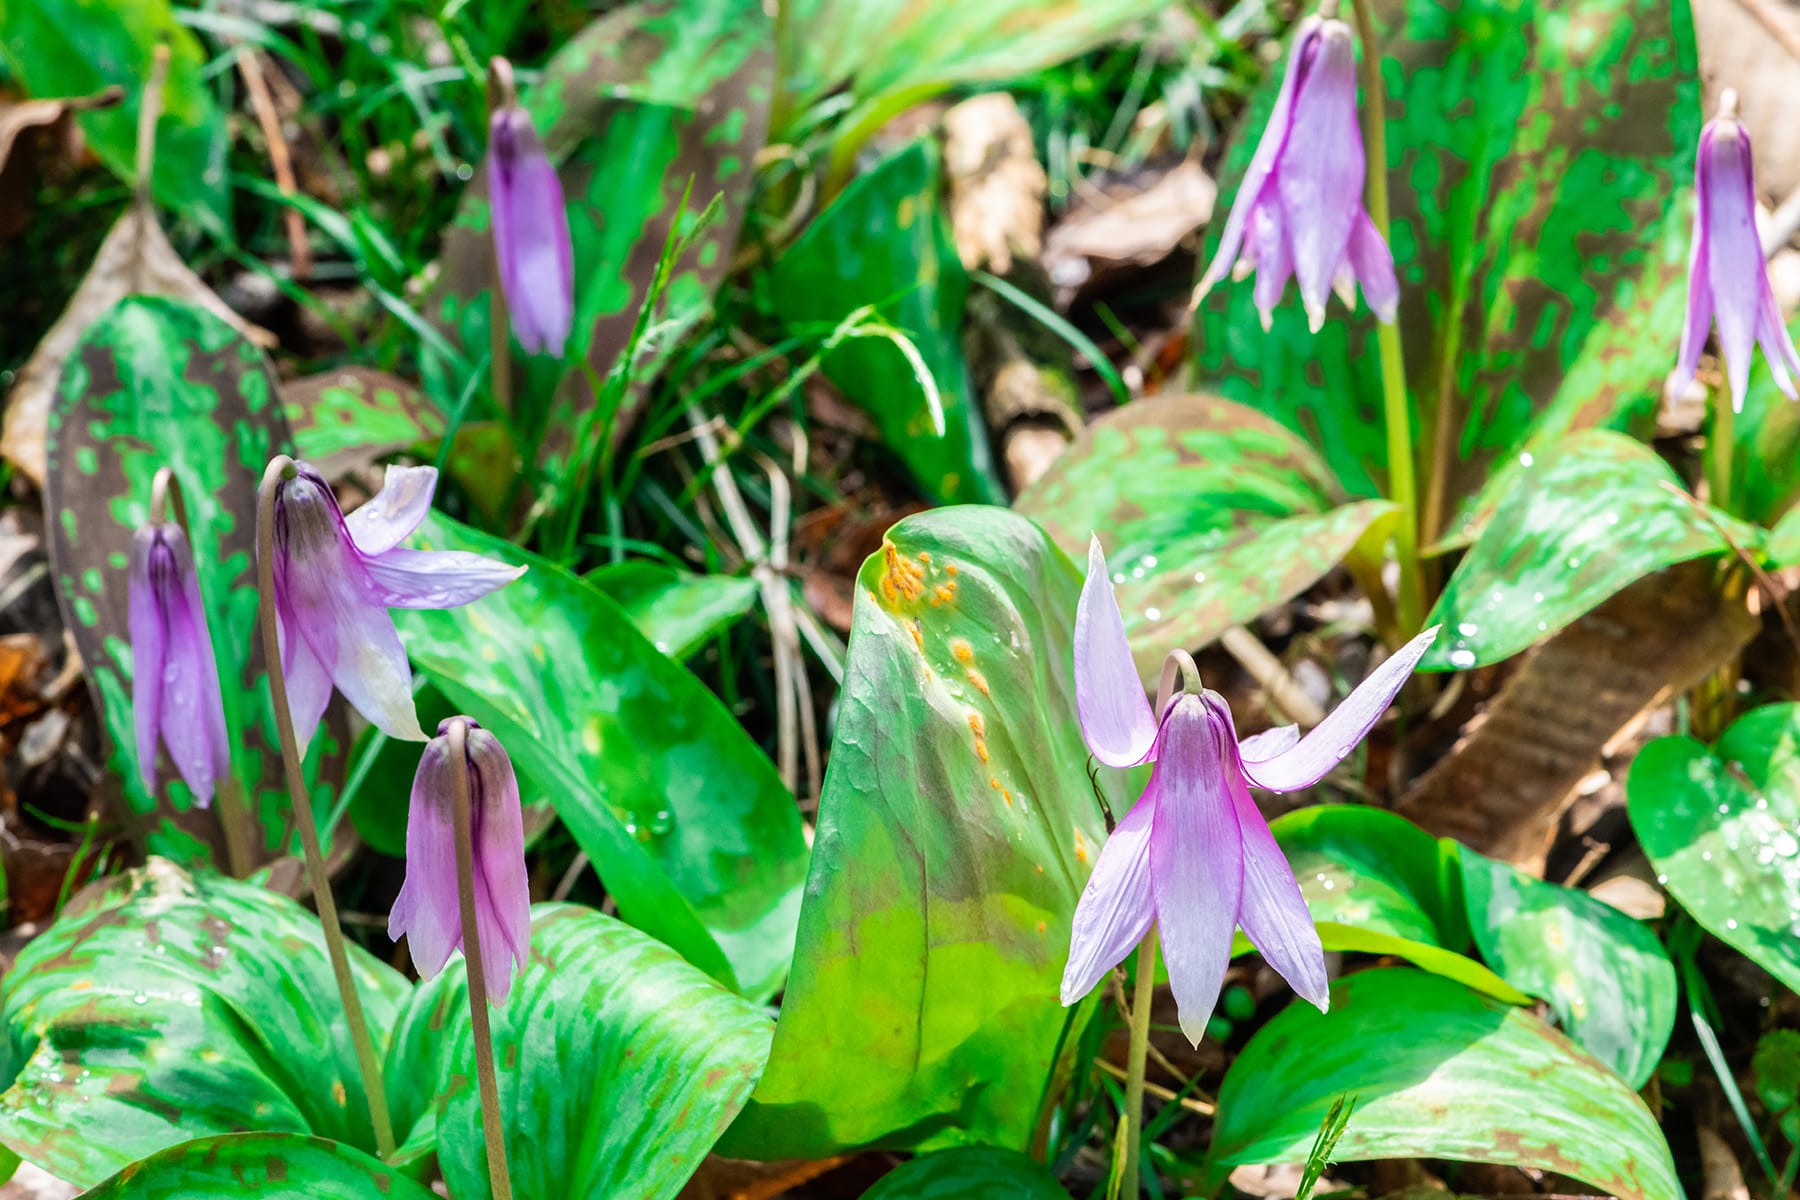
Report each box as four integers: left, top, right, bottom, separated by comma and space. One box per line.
1347, 209, 1398, 323
490, 107, 574, 357
1241, 625, 1438, 792
1075, 537, 1157, 768
1238, 723, 1298, 761
1250, 202, 1293, 332
468, 727, 531, 1004
1672, 205, 1712, 404
1195, 18, 1316, 298
1702, 120, 1764, 413
1276, 19, 1363, 332
1756, 273, 1800, 401
154, 528, 230, 807
1148, 695, 1244, 1046
128, 528, 167, 796
1061, 790, 1157, 1005
389, 736, 461, 978
278, 607, 334, 758
345, 465, 438, 556
364, 548, 526, 610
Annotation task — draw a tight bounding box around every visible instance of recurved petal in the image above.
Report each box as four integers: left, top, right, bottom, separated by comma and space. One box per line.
1241, 624, 1438, 792
1075, 537, 1158, 768
1276, 19, 1363, 331
1756, 273, 1800, 401
490, 107, 575, 357
364, 548, 526, 610
154, 526, 230, 807
1238, 723, 1298, 762
128, 527, 167, 795
1061, 789, 1158, 1005
1347, 209, 1398, 323
389, 737, 462, 978
1148, 695, 1244, 1046
345, 465, 438, 555
468, 727, 531, 1004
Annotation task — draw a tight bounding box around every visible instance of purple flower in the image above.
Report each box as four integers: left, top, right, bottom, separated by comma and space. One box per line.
129, 523, 230, 808
268, 462, 524, 751
488, 104, 574, 358
389, 718, 532, 1003
1673, 93, 1800, 414
1062, 538, 1437, 1043
1195, 16, 1397, 333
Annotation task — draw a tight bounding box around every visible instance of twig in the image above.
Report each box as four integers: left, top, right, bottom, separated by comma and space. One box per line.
1220, 625, 1327, 727
234, 47, 312, 280
1733, 0, 1800, 68
1093, 1059, 1217, 1116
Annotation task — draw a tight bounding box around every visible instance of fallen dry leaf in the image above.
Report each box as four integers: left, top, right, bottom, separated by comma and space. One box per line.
943, 93, 1045, 274
0, 86, 123, 240
1043, 160, 1216, 304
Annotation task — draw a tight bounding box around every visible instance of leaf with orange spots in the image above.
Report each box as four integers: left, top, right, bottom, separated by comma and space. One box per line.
722, 506, 1129, 1158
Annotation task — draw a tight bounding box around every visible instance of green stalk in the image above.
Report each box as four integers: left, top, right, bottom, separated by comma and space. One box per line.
1708, 387, 1735, 517
1120, 926, 1160, 1199
256, 457, 396, 1160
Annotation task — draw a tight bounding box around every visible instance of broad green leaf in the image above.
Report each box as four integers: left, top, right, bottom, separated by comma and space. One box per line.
723, 507, 1128, 1157
1626, 703, 1800, 996
862, 1147, 1073, 1199
1730, 309, 1800, 527
43, 296, 346, 868
78, 1133, 436, 1199
282, 368, 446, 479
0, 859, 409, 1187
1015, 393, 1390, 664
1195, 0, 1698, 533
422, 906, 773, 1200
0, 0, 227, 230
768, 138, 1004, 504
393, 514, 808, 999
1423, 431, 1754, 671
434, 0, 773, 471
586, 561, 760, 659
1459, 850, 1676, 1088
1207, 968, 1679, 1200
1754, 1030, 1800, 1146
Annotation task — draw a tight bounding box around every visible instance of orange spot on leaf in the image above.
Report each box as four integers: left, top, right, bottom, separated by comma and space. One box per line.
966, 668, 990, 696
951, 638, 974, 663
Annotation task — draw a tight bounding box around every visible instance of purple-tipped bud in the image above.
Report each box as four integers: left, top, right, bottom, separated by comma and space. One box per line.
389, 718, 531, 1004
488, 105, 574, 358
1196, 16, 1397, 333
267, 461, 524, 752
1673, 94, 1800, 414
128, 524, 230, 807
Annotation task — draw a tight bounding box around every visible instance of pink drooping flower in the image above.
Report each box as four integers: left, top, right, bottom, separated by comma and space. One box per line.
1673, 92, 1800, 413
1062, 538, 1437, 1043
389, 718, 531, 1004
1195, 15, 1397, 333
488, 103, 574, 357
129, 522, 230, 807
267, 462, 523, 751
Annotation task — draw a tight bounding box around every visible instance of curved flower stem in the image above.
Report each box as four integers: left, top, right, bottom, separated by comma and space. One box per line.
1349, 0, 1425, 639
447, 717, 516, 1200
255, 456, 396, 1160
1121, 924, 1160, 1200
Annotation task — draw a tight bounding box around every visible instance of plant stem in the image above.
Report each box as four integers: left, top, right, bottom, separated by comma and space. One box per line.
1121, 925, 1160, 1200
1708, 390, 1735, 517
485, 58, 515, 419
1348, 0, 1424, 638
255, 457, 396, 1160
447, 718, 515, 1200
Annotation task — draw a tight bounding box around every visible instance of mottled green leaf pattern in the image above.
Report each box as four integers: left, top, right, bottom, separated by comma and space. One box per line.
586, 561, 760, 660
282, 367, 446, 478
78, 1133, 435, 1199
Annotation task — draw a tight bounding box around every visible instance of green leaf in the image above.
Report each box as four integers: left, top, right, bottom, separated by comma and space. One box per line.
395, 906, 773, 1200
1459, 850, 1676, 1088
392, 513, 808, 1000
1016, 393, 1391, 663
1194, 0, 1699, 533
0, 859, 408, 1187
1208, 968, 1679, 1200
78, 1132, 437, 1199
43, 296, 346, 868
1626, 703, 1800, 996
0, 0, 228, 230
1753, 1030, 1800, 1146
282, 368, 447, 479
1731, 309, 1800, 527
586, 561, 760, 660
723, 507, 1128, 1157
768, 138, 1004, 504
862, 1147, 1073, 1199
1423, 431, 1755, 670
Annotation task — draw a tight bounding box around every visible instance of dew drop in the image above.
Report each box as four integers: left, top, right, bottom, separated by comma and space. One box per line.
1519, 451, 1535, 467
1727, 919, 1739, 931
1192, 571, 1208, 584
1457, 621, 1478, 637
1144, 606, 1162, 622
1448, 648, 1476, 669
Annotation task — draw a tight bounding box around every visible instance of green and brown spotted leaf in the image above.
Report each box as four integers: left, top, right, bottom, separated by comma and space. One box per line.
282, 367, 446, 479
722, 507, 1128, 1159
79, 1132, 437, 1199
0, 859, 409, 1188
433, 0, 774, 473
44, 296, 347, 867
1194, 0, 1699, 537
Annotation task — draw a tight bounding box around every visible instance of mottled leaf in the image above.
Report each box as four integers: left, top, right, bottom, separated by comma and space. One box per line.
862, 1146, 1073, 1199
43, 296, 344, 867
1194, 0, 1699, 537
586, 560, 760, 660
1423, 431, 1755, 671
769, 138, 1004, 504
722, 507, 1127, 1158
1208, 969, 1679, 1200
0, 859, 408, 1187
392, 513, 807, 1000
78, 1133, 436, 1199
0, 0, 228, 229
1460, 850, 1676, 1088
282, 368, 446, 479
1627, 703, 1800, 996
